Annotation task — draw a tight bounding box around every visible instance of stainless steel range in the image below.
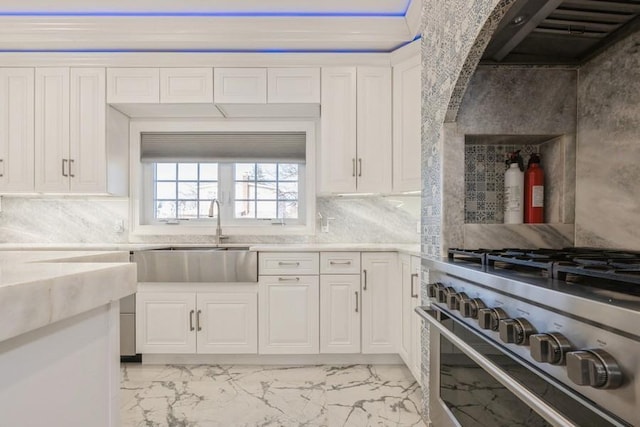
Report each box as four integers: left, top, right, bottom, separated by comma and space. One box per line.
416, 248, 640, 427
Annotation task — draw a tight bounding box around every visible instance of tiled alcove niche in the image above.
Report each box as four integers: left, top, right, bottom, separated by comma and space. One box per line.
465, 134, 568, 224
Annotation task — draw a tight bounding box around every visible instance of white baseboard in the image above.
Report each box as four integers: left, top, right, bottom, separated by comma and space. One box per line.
141, 353, 403, 365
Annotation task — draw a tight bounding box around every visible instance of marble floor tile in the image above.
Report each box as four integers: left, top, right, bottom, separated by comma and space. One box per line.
121, 364, 425, 427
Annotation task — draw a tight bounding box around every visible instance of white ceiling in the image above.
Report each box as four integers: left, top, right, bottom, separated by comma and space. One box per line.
0, 0, 411, 15
0, 0, 421, 52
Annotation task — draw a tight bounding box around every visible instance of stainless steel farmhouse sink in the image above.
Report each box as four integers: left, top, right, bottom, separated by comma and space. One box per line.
132, 247, 257, 282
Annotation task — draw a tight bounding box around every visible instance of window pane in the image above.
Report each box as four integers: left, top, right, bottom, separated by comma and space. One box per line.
199, 163, 218, 180
257, 182, 277, 200
235, 163, 255, 181
236, 182, 255, 200
178, 163, 198, 180
257, 163, 277, 180
235, 201, 255, 218
156, 201, 176, 219
278, 182, 298, 200
256, 201, 277, 219
156, 163, 176, 180
178, 182, 198, 199
278, 164, 298, 181
178, 201, 198, 218
200, 182, 218, 200
279, 201, 298, 219
156, 182, 176, 199
199, 201, 212, 218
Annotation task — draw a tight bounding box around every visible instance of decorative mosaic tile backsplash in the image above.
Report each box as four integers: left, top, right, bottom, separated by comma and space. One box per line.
464, 144, 537, 223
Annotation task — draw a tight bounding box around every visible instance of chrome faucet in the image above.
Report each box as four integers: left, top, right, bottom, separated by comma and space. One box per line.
208, 198, 226, 245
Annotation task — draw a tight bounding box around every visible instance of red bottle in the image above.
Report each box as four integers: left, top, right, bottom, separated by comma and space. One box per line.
524, 153, 544, 223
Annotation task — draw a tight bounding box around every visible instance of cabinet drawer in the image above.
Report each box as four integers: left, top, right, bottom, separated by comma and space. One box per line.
259, 252, 319, 275
160, 68, 213, 103
320, 252, 361, 274
107, 68, 159, 103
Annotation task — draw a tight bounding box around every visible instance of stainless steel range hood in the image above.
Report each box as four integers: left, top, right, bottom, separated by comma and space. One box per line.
481, 0, 640, 65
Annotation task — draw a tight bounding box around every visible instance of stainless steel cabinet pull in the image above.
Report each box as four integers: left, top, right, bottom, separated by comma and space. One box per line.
411, 273, 419, 298
363, 269, 367, 291
330, 260, 352, 265
355, 291, 359, 313
189, 310, 195, 331
352, 158, 356, 177
358, 158, 362, 177
196, 310, 202, 331
278, 261, 300, 266
62, 159, 68, 177
0, 158, 3, 177
278, 277, 300, 282
69, 159, 75, 177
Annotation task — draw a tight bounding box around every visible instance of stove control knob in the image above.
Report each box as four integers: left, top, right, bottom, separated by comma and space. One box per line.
478, 307, 508, 331
437, 287, 456, 304
499, 318, 536, 345
427, 283, 444, 299
460, 296, 486, 319
566, 349, 623, 389
530, 333, 572, 365
447, 292, 466, 311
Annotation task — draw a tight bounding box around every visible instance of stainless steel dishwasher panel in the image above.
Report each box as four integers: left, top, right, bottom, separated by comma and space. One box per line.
132, 249, 258, 283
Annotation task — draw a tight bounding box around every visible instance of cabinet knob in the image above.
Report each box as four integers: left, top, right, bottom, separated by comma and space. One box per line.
566, 349, 622, 389
530, 333, 572, 365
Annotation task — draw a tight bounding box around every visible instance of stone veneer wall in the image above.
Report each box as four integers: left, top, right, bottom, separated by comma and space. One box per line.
0, 196, 420, 244
575, 30, 640, 250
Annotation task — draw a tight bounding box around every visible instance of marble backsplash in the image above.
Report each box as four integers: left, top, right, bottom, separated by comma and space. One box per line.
0, 195, 420, 244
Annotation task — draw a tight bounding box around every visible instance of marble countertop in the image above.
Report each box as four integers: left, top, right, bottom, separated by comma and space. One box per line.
248, 243, 421, 257
0, 251, 136, 343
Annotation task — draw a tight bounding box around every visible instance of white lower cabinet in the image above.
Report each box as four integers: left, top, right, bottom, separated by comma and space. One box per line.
361, 252, 398, 354
258, 275, 319, 354
399, 254, 422, 383
136, 286, 258, 355
320, 274, 361, 353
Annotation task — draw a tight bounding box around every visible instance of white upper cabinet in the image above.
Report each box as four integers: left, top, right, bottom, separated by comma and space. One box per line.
319, 67, 392, 194
107, 68, 160, 103
319, 67, 357, 193
0, 68, 34, 193
267, 68, 320, 103
160, 68, 213, 103
35, 68, 70, 193
214, 68, 267, 104
393, 54, 422, 192
35, 68, 106, 193
69, 68, 106, 193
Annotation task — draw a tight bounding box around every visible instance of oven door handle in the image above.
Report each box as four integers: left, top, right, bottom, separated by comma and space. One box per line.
415, 306, 579, 427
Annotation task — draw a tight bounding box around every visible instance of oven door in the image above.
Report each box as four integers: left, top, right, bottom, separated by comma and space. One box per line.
416, 306, 628, 427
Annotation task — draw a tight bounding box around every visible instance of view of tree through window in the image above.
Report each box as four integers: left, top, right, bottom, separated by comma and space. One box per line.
234, 163, 299, 219
154, 163, 218, 219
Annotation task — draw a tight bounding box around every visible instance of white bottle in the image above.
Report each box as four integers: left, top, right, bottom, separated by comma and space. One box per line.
504, 152, 524, 224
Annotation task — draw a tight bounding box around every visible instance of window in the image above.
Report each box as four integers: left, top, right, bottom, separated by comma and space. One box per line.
149, 162, 302, 223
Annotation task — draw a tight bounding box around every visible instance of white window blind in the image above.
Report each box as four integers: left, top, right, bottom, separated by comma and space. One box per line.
140, 132, 306, 163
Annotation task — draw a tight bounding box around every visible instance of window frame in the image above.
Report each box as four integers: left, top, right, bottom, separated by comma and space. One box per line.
130, 120, 316, 236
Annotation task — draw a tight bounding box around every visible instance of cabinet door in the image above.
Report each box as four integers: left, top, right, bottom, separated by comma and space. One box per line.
136, 292, 196, 354
392, 55, 422, 192
410, 256, 422, 384
319, 67, 357, 193
361, 252, 398, 354
196, 292, 258, 354
258, 275, 319, 354
106, 68, 159, 103
160, 68, 213, 103
0, 68, 34, 192
320, 275, 360, 353
214, 68, 267, 103
69, 68, 106, 193
267, 68, 320, 103
35, 68, 70, 192
356, 67, 392, 193
398, 254, 413, 366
